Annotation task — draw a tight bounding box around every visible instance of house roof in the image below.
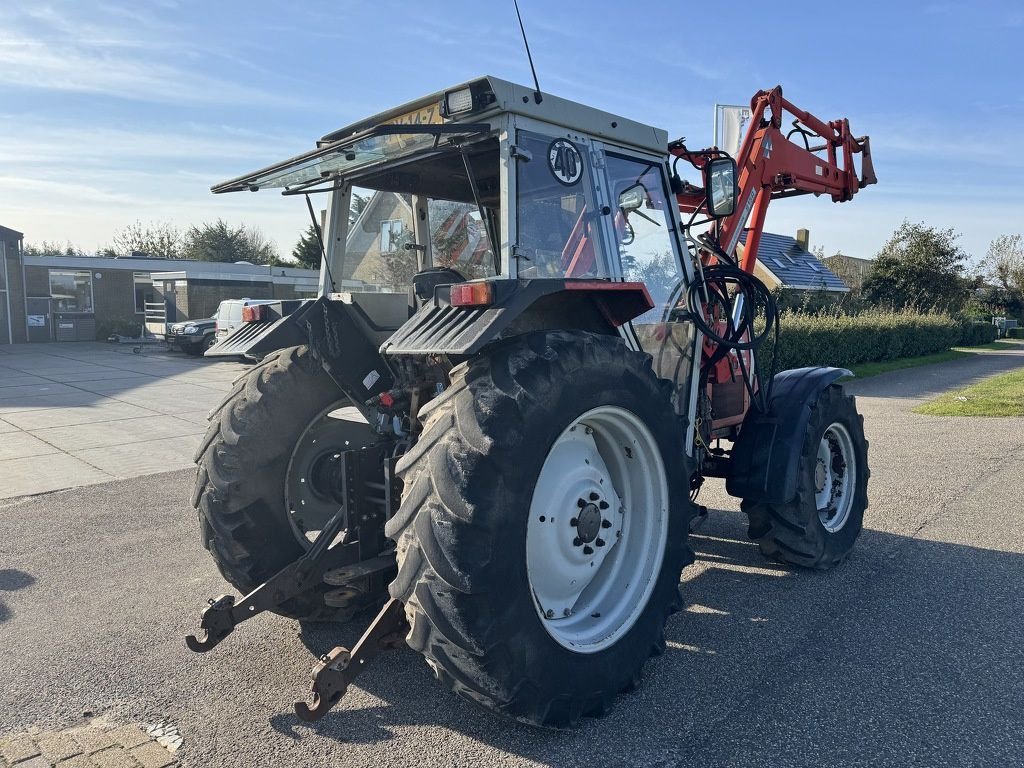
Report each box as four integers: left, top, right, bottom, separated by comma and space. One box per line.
740, 231, 849, 292
0, 224, 24, 241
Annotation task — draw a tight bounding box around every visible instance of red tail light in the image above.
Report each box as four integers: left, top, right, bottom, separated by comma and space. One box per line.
450, 282, 493, 307
241, 305, 266, 322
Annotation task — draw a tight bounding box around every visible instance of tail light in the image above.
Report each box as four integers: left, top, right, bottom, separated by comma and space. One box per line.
450, 282, 493, 307
241, 305, 266, 322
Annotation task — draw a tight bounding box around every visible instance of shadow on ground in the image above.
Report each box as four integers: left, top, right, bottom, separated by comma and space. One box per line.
0, 568, 36, 623
846, 344, 1024, 401
272, 508, 1023, 766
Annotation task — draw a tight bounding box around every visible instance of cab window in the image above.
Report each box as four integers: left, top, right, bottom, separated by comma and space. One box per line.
604, 153, 685, 324
515, 131, 609, 279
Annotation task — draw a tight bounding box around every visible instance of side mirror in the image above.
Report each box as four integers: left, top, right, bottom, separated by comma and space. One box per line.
704, 157, 738, 218
617, 183, 646, 213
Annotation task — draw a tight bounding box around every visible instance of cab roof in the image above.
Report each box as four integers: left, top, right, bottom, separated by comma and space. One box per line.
320, 75, 668, 155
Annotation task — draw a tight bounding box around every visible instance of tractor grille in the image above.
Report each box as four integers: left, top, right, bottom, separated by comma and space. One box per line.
382, 304, 492, 355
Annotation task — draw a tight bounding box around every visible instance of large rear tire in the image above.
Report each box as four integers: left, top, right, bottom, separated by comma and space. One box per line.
386, 331, 697, 726
742, 384, 869, 569
192, 345, 386, 621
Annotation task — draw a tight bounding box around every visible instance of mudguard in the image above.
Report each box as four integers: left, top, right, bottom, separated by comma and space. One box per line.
205, 296, 394, 403
726, 366, 852, 505
381, 278, 653, 356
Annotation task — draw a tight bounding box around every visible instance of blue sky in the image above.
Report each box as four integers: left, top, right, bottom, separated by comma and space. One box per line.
0, 0, 1021, 263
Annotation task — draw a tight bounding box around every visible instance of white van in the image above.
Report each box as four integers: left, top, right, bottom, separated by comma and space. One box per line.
213, 298, 276, 341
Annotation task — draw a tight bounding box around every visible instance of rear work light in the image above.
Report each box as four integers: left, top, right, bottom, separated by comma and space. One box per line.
444, 87, 474, 116
241, 305, 266, 322
450, 282, 493, 307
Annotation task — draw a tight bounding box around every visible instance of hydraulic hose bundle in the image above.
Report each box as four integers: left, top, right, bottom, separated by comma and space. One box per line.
684, 260, 779, 415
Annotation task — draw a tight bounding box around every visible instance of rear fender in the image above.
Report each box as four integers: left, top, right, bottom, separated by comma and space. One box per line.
725, 367, 851, 505
381, 279, 653, 356
206, 296, 394, 406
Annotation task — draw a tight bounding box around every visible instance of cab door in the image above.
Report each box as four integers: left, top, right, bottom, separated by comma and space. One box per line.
593, 145, 698, 424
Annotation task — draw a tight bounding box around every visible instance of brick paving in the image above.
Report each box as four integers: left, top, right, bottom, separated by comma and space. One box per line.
0, 720, 178, 768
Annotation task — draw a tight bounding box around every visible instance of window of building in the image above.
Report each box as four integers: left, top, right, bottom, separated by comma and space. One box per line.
49, 270, 94, 312
134, 272, 155, 314
379, 219, 404, 253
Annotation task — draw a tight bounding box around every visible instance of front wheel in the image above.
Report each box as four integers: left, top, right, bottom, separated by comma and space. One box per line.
742, 384, 869, 569
386, 331, 697, 727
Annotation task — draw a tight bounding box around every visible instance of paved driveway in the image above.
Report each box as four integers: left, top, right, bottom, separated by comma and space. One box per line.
1, 345, 1022, 767
0, 342, 247, 499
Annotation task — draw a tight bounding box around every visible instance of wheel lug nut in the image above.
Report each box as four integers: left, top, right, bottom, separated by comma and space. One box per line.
570, 517, 578, 526
589, 492, 599, 501
545, 609, 554, 618
601, 519, 612, 528
583, 545, 594, 555
598, 500, 609, 510
573, 537, 582, 546
596, 538, 605, 547
577, 498, 586, 508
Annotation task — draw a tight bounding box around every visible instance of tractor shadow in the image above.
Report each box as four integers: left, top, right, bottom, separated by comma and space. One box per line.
0, 568, 36, 623
272, 510, 1024, 766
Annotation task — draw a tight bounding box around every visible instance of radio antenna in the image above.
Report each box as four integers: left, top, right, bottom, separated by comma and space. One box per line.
513, 0, 543, 104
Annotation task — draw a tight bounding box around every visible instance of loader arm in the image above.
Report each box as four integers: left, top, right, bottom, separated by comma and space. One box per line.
671, 85, 875, 271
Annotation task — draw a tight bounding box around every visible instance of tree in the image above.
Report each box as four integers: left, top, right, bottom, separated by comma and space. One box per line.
862, 221, 970, 311
24, 240, 88, 257
292, 224, 322, 268
180, 220, 279, 265
980, 234, 1024, 293
977, 234, 1024, 318
112, 221, 182, 259
349, 192, 369, 225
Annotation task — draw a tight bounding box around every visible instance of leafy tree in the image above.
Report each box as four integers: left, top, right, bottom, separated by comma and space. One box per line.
862, 221, 969, 311
180, 220, 279, 265
24, 240, 88, 257
292, 224, 322, 268
349, 192, 370, 225
290, 194, 372, 268
112, 220, 182, 259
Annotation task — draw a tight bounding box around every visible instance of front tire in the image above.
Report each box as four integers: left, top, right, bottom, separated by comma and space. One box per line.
386, 331, 697, 726
742, 384, 869, 569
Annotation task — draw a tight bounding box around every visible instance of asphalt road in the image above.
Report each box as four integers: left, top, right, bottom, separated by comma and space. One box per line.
2, 346, 1023, 767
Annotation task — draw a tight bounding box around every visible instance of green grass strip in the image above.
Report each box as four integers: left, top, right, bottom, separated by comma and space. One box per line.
845, 339, 1024, 379
914, 368, 1024, 417
846, 350, 971, 379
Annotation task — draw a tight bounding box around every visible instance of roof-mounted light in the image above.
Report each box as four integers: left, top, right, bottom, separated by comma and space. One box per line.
444, 87, 475, 116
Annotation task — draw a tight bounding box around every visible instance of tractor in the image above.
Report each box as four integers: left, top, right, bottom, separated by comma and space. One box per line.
186, 76, 876, 727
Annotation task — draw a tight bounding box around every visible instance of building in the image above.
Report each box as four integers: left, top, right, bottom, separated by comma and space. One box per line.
740, 229, 849, 296
822, 253, 873, 294
1, 225, 26, 345
0, 227, 327, 344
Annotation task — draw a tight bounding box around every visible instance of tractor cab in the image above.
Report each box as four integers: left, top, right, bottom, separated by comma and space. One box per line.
214, 77, 691, 295
212, 75, 701, 410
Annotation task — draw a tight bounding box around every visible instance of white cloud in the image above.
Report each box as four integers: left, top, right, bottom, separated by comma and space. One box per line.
0, 5, 297, 106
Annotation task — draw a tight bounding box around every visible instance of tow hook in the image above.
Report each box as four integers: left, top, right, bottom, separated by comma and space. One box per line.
294, 597, 409, 721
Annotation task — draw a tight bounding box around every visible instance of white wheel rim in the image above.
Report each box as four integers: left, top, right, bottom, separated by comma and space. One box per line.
815, 422, 856, 533
525, 406, 669, 653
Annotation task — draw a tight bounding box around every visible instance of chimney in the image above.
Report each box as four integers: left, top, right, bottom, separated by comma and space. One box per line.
796, 228, 810, 251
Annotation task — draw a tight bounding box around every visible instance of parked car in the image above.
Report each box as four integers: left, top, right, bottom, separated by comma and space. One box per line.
214, 298, 277, 342
167, 317, 216, 356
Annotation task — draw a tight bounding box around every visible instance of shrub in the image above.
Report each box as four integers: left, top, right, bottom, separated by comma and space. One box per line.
1008, 327, 1023, 339
957, 320, 998, 346
760, 309, 962, 371
96, 316, 144, 340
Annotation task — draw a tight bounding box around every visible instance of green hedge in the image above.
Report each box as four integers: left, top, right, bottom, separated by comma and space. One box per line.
1008, 327, 1023, 339
762, 310, 963, 370
958, 321, 997, 346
